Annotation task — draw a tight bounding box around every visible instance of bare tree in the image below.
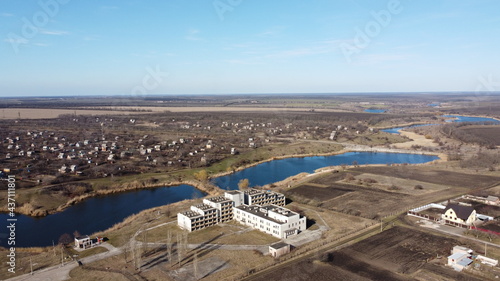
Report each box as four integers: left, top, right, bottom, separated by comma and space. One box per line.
238, 178, 249, 190
166, 230, 173, 264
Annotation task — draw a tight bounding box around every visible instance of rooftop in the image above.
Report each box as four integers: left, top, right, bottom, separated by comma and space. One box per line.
270, 242, 289, 250
181, 210, 203, 219
193, 204, 216, 211
444, 203, 475, 220
264, 205, 296, 217
205, 196, 232, 204
225, 190, 242, 195
236, 205, 285, 225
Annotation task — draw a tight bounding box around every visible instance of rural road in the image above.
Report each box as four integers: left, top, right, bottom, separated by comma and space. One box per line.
6, 244, 122, 281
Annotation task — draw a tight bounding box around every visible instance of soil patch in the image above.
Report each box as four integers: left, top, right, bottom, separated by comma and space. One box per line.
287, 184, 354, 201
350, 166, 500, 188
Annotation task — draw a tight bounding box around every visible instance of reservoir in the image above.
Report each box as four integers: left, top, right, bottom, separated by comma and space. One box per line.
1, 152, 438, 247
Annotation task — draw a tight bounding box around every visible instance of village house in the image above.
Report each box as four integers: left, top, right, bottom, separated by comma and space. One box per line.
441, 203, 476, 225
447, 246, 474, 272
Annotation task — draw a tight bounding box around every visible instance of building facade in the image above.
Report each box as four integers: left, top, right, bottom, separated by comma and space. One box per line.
243, 189, 285, 206
177, 203, 218, 232
177, 190, 296, 235
233, 204, 306, 239
441, 203, 476, 225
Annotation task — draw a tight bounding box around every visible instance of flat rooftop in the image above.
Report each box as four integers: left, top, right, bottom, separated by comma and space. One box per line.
270, 242, 289, 250
236, 205, 286, 224
205, 196, 232, 203
265, 205, 296, 217
193, 204, 216, 211
180, 210, 203, 219
225, 190, 242, 195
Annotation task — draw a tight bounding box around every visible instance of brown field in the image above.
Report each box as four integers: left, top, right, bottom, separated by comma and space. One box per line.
459, 200, 500, 218
458, 126, 500, 146
287, 184, 354, 201
479, 221, 500, 233
285, 167, 485, 219
350, 166, 500, 188
0, 106, 347, 119
249, 227, 483, 281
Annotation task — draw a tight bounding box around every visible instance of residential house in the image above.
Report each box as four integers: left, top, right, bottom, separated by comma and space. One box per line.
442, 203, 476, 225
448, 246, 474, 271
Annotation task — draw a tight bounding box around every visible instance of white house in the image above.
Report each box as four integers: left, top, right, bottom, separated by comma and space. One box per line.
441, 203, 476, 225
448, 253, 473, 271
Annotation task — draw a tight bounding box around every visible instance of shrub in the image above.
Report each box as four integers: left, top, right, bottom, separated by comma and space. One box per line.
388, 185, 401, 191
414, 184, 424, 190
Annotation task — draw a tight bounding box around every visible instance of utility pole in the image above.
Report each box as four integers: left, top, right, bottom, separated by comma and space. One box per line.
30, 257, 33, 275
61, 247, 64, 267
52, 240, 56, 256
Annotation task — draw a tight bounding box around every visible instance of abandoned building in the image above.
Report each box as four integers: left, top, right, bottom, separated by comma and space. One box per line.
177, 190, 304, 238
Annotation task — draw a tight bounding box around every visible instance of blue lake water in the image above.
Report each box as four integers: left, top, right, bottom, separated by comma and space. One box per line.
442, 115, 499, 124
0, 185, 205, 248
213, 152, 438, 190
364, 109, 386, 113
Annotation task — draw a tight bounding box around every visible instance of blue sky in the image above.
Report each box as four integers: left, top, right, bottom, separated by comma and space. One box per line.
1, 0, 500, 97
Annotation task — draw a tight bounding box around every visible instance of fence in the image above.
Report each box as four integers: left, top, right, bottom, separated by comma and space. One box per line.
407, 211, 440, 222
470, 226, 500, 237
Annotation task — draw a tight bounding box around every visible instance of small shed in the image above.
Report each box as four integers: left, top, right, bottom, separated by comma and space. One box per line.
269, 242, 290, 258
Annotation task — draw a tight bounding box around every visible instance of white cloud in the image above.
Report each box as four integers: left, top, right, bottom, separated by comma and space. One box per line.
1, 13, 14, 17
